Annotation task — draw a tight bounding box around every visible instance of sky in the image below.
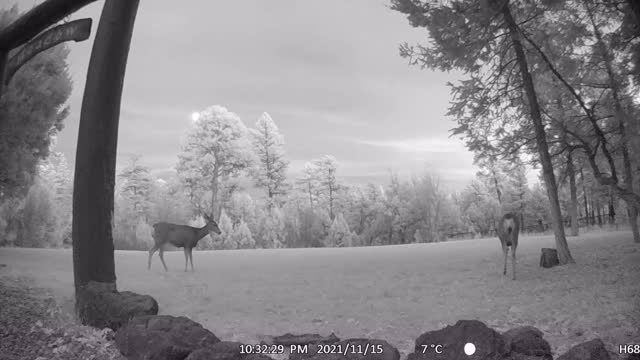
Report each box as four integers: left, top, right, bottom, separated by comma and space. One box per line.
8, 0, 521, 192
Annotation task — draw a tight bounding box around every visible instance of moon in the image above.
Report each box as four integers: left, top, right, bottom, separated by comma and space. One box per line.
191, 112, 200, 122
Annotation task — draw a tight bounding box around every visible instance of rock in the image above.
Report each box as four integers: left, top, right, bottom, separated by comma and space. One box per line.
556, 338, 610, 360
408, 320, 508, 360
184, 341, 244, 360
506, 354, 550, 360
76, 281, 158, 331
289, 338, 399, 360
502, 326, 552, 359
300, 355, 345, 360
540, 248, 559, 268
263, 333, 340, 346
115, 315, 220, 360
185, 343, 275, 360
245, 355, 276, 360
627, 354, 640, 360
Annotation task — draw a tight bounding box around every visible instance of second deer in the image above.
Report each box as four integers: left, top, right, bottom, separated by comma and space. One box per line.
498, 212, 520, 280
148, 214, 221, 272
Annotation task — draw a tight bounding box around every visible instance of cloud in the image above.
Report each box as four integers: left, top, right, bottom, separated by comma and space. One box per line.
353, 136, 467, 154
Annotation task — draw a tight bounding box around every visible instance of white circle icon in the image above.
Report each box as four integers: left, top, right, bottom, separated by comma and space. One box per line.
464, 342, 476, 355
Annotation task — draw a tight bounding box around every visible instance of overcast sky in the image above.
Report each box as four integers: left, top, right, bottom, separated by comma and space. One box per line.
11, 0, 490, 191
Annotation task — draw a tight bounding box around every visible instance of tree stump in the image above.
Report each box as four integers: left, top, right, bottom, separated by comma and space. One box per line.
540, 248, 559, 268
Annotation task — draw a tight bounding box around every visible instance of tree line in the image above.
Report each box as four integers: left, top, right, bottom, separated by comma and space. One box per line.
1, 1, 638, 256
2, 103, 632, 251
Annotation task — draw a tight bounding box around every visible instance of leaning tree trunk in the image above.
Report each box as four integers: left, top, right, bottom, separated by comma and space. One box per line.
72, 0, 139, 321
567, 153, 579, 236
499, 0, 574, 264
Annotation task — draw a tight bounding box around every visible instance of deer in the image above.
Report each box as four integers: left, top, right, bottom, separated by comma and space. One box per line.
148, 213, 221, 272
497, 212, 520, 280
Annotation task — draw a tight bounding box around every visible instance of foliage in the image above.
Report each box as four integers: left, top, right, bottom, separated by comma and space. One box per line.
0, 6, 73, 201
233, 220, 255, 249
259, 207, 286, 248
325, 213, 356, 247
117, 154, 153, 221
17, 179, 57, 248
176, 105, 254, 218
250, 112, 289, 204
311, 155, 341, 219
113, 155, 155, 250
218, 210, 234, 249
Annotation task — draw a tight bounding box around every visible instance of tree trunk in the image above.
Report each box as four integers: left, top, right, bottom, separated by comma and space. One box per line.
609, 196, 616, 224
0, 51, 7, 103
567, 153, 579, 236
329, 185, 334, 220
211, 172, 219, 220
500, 0, 574, 264
580, 168, 589, 228
72, 0, 139, 321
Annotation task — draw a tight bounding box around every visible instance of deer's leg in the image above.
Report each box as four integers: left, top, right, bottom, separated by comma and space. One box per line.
503, 245, 509, 276
158, 247, 168, 272
183, 248, 189, 272
512, 246, 517, 280
188, 248, 194, 272
148, 245, 158, 270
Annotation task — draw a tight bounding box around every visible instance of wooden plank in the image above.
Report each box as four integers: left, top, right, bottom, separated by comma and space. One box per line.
4, 18, 92, 85
0, 0, 97, 51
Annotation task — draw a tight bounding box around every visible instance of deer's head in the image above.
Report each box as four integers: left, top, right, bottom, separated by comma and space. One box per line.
203, 213, 222, 235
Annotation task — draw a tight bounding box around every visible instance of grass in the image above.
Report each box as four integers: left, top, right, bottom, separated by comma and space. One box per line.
1, 230, 639, 359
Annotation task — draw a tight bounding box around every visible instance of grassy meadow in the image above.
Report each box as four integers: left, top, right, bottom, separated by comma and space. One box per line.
1, 230, 639, 358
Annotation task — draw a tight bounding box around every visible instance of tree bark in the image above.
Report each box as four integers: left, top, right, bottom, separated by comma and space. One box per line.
609, 195, 616, 224
580, 168, 589, 226
72, 0, 139, 321
567, 153, 579, 236
499, 0, 574, 264
211, 172, 219, 220
0, 51, 7, 104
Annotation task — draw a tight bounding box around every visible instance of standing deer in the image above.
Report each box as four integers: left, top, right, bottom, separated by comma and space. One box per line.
148, 214, 221, 272
498, 212, 520, 280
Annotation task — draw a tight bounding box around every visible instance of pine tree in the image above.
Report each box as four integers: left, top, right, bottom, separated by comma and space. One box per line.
117, 154, 153, 221
218, 210, 234, 249
326, 213, 355, 247
250, 112, 289, 206
233, 220, 255, 249
260, 207, 286, 248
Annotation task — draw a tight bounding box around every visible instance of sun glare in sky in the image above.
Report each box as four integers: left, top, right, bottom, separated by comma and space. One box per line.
191, 112, 200, 122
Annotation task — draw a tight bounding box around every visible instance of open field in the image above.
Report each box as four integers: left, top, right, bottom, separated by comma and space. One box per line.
1, 231, 639, 358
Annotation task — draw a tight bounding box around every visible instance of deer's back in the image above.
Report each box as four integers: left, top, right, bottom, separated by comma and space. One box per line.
152, 222, 198, 247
